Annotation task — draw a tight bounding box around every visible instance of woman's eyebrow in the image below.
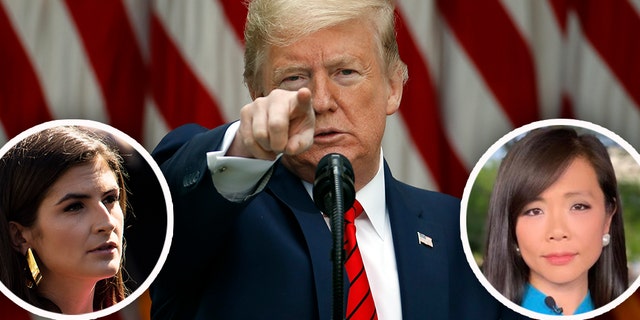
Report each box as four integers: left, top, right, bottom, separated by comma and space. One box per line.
55, 193, 90, 205
55, 188, 118, 205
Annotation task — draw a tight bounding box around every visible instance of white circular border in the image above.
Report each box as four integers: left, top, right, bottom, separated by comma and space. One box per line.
461, 118, 640, 320
0, 119, 174, 320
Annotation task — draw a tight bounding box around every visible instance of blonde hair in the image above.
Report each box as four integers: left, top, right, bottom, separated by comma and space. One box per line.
243, 0, 408, 94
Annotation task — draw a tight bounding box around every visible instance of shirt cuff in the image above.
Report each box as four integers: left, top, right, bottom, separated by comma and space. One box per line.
206, 121, 278, 201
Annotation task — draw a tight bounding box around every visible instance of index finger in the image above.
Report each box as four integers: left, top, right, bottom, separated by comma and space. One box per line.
294, 87, 312, 111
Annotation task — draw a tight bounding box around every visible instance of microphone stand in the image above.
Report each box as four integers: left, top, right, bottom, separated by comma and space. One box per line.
313, 153, 355, 320
327, 165, 346, 320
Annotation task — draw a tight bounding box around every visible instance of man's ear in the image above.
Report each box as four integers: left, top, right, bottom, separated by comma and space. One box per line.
385, 65, 404, 116
8, 221, 29, 255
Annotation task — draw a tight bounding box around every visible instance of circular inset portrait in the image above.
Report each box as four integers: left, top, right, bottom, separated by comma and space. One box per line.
0, 119, 173, 319
461, 119, 640, 319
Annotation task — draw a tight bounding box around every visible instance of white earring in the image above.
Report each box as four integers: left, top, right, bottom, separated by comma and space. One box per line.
515, 246, 521, 255
602, 233, 611, 247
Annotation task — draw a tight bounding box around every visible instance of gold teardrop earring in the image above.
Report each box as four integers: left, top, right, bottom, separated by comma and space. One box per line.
26, 248, 42, 288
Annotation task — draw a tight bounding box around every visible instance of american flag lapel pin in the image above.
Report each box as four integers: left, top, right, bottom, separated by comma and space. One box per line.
417, 232, 433, 248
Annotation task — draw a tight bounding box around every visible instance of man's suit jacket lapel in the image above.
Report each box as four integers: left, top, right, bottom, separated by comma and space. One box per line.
385, 165, 451, 319
267, 162, 453, 320
267, 163, 336, 320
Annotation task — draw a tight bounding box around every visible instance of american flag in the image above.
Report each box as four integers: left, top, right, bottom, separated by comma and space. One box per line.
1, 0, 639, 319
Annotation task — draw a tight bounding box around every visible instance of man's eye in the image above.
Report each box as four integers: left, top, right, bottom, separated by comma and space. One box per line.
282, 75, 302, 83
279, 75, 307, 90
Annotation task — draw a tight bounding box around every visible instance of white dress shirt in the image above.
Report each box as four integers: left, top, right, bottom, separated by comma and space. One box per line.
206, 121, 402, 319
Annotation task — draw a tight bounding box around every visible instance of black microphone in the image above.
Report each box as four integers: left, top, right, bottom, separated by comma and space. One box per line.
544, 296, 563, 315
312, 153, 355, 320
313, 153, 356, 215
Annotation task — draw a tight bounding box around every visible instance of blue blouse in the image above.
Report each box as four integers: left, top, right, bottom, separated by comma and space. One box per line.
521, 283, 594, 315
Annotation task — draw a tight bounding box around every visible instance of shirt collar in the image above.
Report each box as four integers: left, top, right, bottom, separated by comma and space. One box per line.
304, 150, 387, 240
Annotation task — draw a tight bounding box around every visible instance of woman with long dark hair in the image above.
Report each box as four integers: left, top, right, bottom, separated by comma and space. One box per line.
482, 126, 628, 315
0, 125, 129, 314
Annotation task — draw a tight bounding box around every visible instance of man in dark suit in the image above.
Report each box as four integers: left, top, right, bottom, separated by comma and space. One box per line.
150, 0, 525, 319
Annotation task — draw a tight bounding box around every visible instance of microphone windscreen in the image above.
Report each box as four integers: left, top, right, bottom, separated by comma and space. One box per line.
544, 295, 563, 314
312, 153, 355, 214
544, 296, 555, 309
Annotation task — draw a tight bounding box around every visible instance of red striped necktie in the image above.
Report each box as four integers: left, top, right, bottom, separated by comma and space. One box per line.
344, 200, 378, 320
